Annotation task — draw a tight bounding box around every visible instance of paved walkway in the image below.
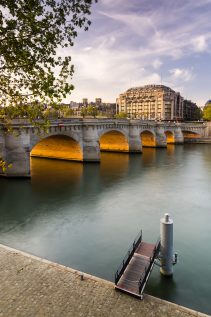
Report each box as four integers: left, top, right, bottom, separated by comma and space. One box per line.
0, 244, 209, 317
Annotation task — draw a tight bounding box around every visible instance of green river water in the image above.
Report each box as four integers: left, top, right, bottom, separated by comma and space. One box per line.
0, 144, 211, 314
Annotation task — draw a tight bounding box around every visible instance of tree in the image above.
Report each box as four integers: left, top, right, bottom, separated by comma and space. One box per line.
203, 104, 211, 121
80, 106, 87, 117
196, 107, 203, 120
80, 105, 98, 117
86, 105, 98, 117
0, 0, 97, 122
43, 108, 59, 119
59, 106, 75, 118
115, 112, 127, 119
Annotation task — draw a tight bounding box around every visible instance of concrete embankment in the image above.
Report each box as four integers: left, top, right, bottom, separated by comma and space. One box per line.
184, 137, 211, 143
0, 244, 209, 317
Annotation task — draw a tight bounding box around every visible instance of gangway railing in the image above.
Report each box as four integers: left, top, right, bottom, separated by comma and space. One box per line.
138, 239, 161, 294
115, 230, 142, 285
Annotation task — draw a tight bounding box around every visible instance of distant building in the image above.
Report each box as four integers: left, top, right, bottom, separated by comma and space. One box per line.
116, 85, 184, 121
95, 98, 102, 106
82, 98, 88, 106
94, 99, 116, 117
116, 85, 201, 121
99, 103, 116, 117
69, 101, 79, 108
68, 98, 116, 117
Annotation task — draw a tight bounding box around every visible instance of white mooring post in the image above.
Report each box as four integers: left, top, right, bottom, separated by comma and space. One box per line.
160, 213, 175, 276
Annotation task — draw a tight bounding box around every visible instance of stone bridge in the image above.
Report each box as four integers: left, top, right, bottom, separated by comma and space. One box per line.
0, 119, 209, 177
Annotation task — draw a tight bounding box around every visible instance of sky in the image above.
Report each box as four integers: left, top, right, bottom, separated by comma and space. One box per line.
68, 0, 211, 107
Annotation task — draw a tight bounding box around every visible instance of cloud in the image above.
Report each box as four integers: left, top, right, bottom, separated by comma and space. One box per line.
70, 43, 161, 101
169, 68, 194, 82
192, 35, 208, 52
66, 0, 211, 104
83, 47, 92, 52
152, 59, 163, 69
96, 1, 211, 59
99, 11, 158, 38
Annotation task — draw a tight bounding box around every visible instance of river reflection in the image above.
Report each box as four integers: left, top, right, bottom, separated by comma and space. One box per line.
31, 158, 83, 193
142, 147, 157, 165
0, 145, 211, 314
100, 152, 129, 183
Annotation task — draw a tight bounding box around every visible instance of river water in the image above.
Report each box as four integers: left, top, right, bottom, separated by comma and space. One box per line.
0, 144, 211, 314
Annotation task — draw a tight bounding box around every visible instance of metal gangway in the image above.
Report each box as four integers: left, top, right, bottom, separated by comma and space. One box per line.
115, 231, 160, 299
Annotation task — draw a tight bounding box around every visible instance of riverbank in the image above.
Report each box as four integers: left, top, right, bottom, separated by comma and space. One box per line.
184, 137, 211, 143
0, 244, 209, 317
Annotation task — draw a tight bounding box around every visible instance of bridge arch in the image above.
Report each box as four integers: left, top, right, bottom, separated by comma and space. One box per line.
182, 130, 202, 139
30, 134, 83, 161
164, 130, 175, 144
140, 130, 156, 147
99, 129, 129, 152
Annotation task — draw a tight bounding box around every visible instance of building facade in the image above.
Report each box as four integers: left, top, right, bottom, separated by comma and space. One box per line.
116, 85, 185, 121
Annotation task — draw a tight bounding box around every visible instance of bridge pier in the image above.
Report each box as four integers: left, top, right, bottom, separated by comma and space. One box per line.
129, 126, 142, 153
174, 128, 184, 144
205, 122, 211, 137
155, 127, 167, 147
2, 130, 30, 177
83, 126, 100, 162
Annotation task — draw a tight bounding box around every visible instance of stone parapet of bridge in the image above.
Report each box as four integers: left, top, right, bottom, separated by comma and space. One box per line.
0, 119, 207, 177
